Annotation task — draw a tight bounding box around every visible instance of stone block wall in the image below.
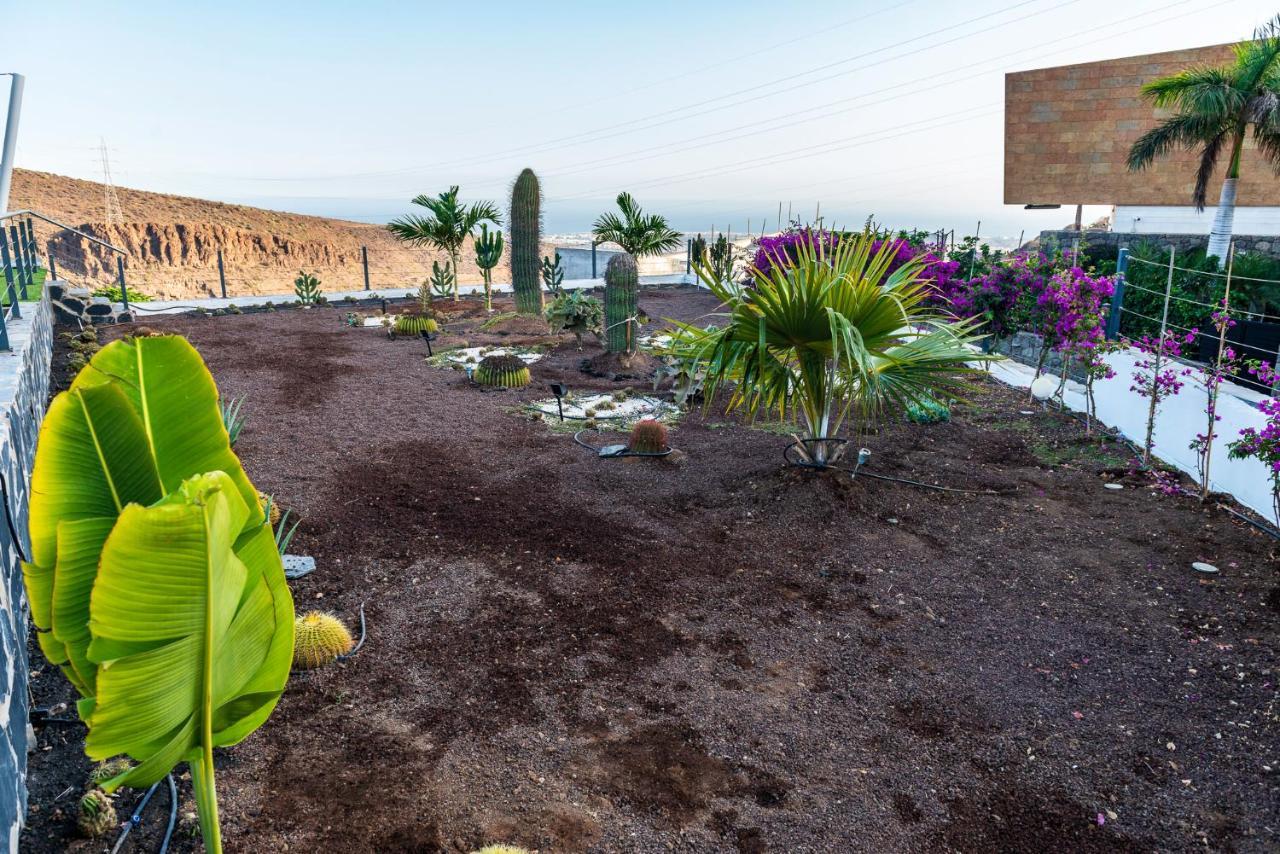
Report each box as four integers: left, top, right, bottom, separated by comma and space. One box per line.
0, 285, 54, 850
1037, 230, 1280, 263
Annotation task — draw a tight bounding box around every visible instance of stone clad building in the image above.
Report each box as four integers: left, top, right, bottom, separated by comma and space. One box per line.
1005, 43, 1280, 236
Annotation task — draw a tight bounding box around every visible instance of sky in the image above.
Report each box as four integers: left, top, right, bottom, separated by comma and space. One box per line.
4, 0, 1278, 241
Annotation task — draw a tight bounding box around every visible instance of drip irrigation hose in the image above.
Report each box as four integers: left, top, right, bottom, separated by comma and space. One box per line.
337, 602, 367, 661
782, 440, 1012, 496
0, 471, 28, 563
572, 429, 674, 458
109, 775, 170, 854
159, 773, 178, 854
1218, 504, 1280, 540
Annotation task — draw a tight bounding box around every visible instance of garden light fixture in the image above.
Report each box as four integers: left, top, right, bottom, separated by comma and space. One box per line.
419, 328, 433, 357
549, 382, 568, 421
1030, 374, 1057, 402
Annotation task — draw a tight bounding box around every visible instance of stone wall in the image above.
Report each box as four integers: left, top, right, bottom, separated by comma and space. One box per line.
0, 284, 53, 850
1037, 229, 1280, 262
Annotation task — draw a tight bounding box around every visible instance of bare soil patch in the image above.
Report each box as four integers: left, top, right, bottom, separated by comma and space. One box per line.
23, 287, 1279, 852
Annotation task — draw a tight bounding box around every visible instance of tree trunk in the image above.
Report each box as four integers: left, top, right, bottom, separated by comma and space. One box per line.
1207, 177, 1238, 268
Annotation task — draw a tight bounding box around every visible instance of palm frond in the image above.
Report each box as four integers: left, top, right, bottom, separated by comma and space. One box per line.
1126, 113, 1226, 171
592, 192, 681, 257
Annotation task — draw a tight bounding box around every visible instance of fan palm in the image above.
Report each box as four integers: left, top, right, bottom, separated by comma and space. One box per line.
1127, 16, 1280, 266
592, 192, 682, 258
388, 186, 501, 300
667, 230, 990, 466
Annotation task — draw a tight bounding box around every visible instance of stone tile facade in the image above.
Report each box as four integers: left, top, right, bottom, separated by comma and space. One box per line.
1005, 43, 1280, 206
0, 285, 53, 851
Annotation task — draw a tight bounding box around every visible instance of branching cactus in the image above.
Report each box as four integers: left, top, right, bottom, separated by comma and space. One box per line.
541, 251, 565, 295
294, 271, 323, 306
474, 224, 504, 312
510, 168, 544, 314
430, 261, 456, 299
475, 353, 531, 388
604, 253, 639, 355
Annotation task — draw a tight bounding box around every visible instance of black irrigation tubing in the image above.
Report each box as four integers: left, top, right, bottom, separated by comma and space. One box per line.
1219, 504, 1280, 540
826, 462, 1012, 495
337, 602, 368, 661
0, 471, 27, 563
110, 773, 176, 854
571, 429, 674, 458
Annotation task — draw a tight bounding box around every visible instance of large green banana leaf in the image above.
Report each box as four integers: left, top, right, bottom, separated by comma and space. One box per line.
84, 471, 293, 850
23, 335, 264, 696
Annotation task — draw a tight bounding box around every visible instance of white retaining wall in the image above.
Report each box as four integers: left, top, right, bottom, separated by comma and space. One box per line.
990, 347, 1274, 521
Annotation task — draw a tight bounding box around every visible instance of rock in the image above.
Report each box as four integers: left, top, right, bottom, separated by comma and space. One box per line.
59, 296, 85, 314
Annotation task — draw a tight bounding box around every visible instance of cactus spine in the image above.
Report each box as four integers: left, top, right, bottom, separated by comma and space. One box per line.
628, 418, 669, 454
293, 611, 355, 669
510, 168, 543, 315
604, 253, 639, 355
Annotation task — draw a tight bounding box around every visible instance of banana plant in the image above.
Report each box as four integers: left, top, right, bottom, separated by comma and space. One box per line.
474, 223, 504, 312
22, 334, 293, 854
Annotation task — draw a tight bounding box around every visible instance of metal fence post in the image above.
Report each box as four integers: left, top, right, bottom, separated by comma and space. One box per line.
6, 225, 23, 318
116, 256, 130, 313
1106, 246, 1128, 340
0, 230, 16, 323
361, 246, 370, 291
8, 224, 28, 305
216, 248, 227, 299
20, 218, 35, 298
47, 241, 56, 281
591, 241, 598, 279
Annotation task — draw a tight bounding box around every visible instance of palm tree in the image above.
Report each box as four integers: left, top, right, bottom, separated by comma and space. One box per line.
592, 192, 682, 258
1127, 16, 1280, 266
388, 186, 501, 300
667, 230, 990, 467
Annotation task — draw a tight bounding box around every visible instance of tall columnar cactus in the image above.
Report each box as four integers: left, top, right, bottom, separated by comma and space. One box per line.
604, 253, 639, 355
474, 223, 504, 312
510, 168, 544, 315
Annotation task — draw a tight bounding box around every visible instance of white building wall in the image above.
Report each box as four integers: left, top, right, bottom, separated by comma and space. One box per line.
1114, 205, 1280, 236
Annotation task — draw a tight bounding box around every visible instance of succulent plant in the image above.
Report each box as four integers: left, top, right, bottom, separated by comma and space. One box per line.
66, 352, 88, 373
475, 354, 531, 388
474, 223, 505, 312
612, 389, 629, 402
294, 271, 323, 306
628, 418, 669, 454
595, 399, 616, 411
541, 251, 564, 295
88, 757, 134, 788
545, 291, 603, 349
688, 233, 707, 265
220, 395, 247, 447
77, 789, 117, 838
429, 260, 456, 299
510, 168, 543, 315
258, 491, 282, 527
293, 611, 355, 670
471, 847, 532, 854
393, 314, 440, 337
905, 395, 951, 424
604, 253, 639, 355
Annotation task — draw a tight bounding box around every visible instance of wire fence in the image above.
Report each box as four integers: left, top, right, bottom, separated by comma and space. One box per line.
1109, 242, 1280, 396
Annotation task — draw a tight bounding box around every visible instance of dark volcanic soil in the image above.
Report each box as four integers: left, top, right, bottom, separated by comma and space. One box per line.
23, 289, 1280, 853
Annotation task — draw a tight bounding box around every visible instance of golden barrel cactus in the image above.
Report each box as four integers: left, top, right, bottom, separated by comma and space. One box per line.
293, 611, 355, 669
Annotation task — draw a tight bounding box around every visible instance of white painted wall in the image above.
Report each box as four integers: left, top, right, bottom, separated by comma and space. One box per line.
989, 347, 1275, 521
1113, 205, 1280, 236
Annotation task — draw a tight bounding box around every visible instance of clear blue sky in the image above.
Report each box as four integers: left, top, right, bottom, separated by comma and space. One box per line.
5, 0, 1277, 238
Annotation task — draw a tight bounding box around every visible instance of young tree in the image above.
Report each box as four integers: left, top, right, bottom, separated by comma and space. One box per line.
1127, 16, 1280, 266
591, 192, 681, 259
388, 186, 501, 300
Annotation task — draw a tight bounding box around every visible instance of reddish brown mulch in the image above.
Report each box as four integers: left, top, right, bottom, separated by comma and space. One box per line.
23, 288, 1279, 853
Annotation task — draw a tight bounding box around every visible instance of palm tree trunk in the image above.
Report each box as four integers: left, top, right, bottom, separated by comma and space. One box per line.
450, 249, 460, 301
1207, 178, 1238, 266
1207, 132, 1244, 267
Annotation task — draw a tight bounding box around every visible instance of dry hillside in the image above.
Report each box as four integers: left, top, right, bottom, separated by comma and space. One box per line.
12, 169, 547, 300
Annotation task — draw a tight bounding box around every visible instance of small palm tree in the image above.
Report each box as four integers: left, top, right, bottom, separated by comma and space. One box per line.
592, 192, 681, 258
668, 230, 990, 467
388, 186, 501, 300
1127, 16, 1280, 266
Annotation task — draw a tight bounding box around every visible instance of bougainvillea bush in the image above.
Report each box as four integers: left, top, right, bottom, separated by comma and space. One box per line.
957, 252, 1058, 342
1227, 360, 1280, 524
750, 228, 963, 306
1128, 328, 1196, 464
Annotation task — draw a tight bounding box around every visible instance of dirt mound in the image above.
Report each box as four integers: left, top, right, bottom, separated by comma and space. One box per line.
579, 348, 659, 380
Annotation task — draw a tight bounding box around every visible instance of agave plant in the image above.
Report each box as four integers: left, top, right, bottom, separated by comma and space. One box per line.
388, 187, 501, 300
22, 334, 293, 854
220, 395, 247, 447
667, 229, 991, 466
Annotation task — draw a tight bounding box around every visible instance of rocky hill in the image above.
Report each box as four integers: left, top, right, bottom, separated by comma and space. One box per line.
11, 169, 544, 300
